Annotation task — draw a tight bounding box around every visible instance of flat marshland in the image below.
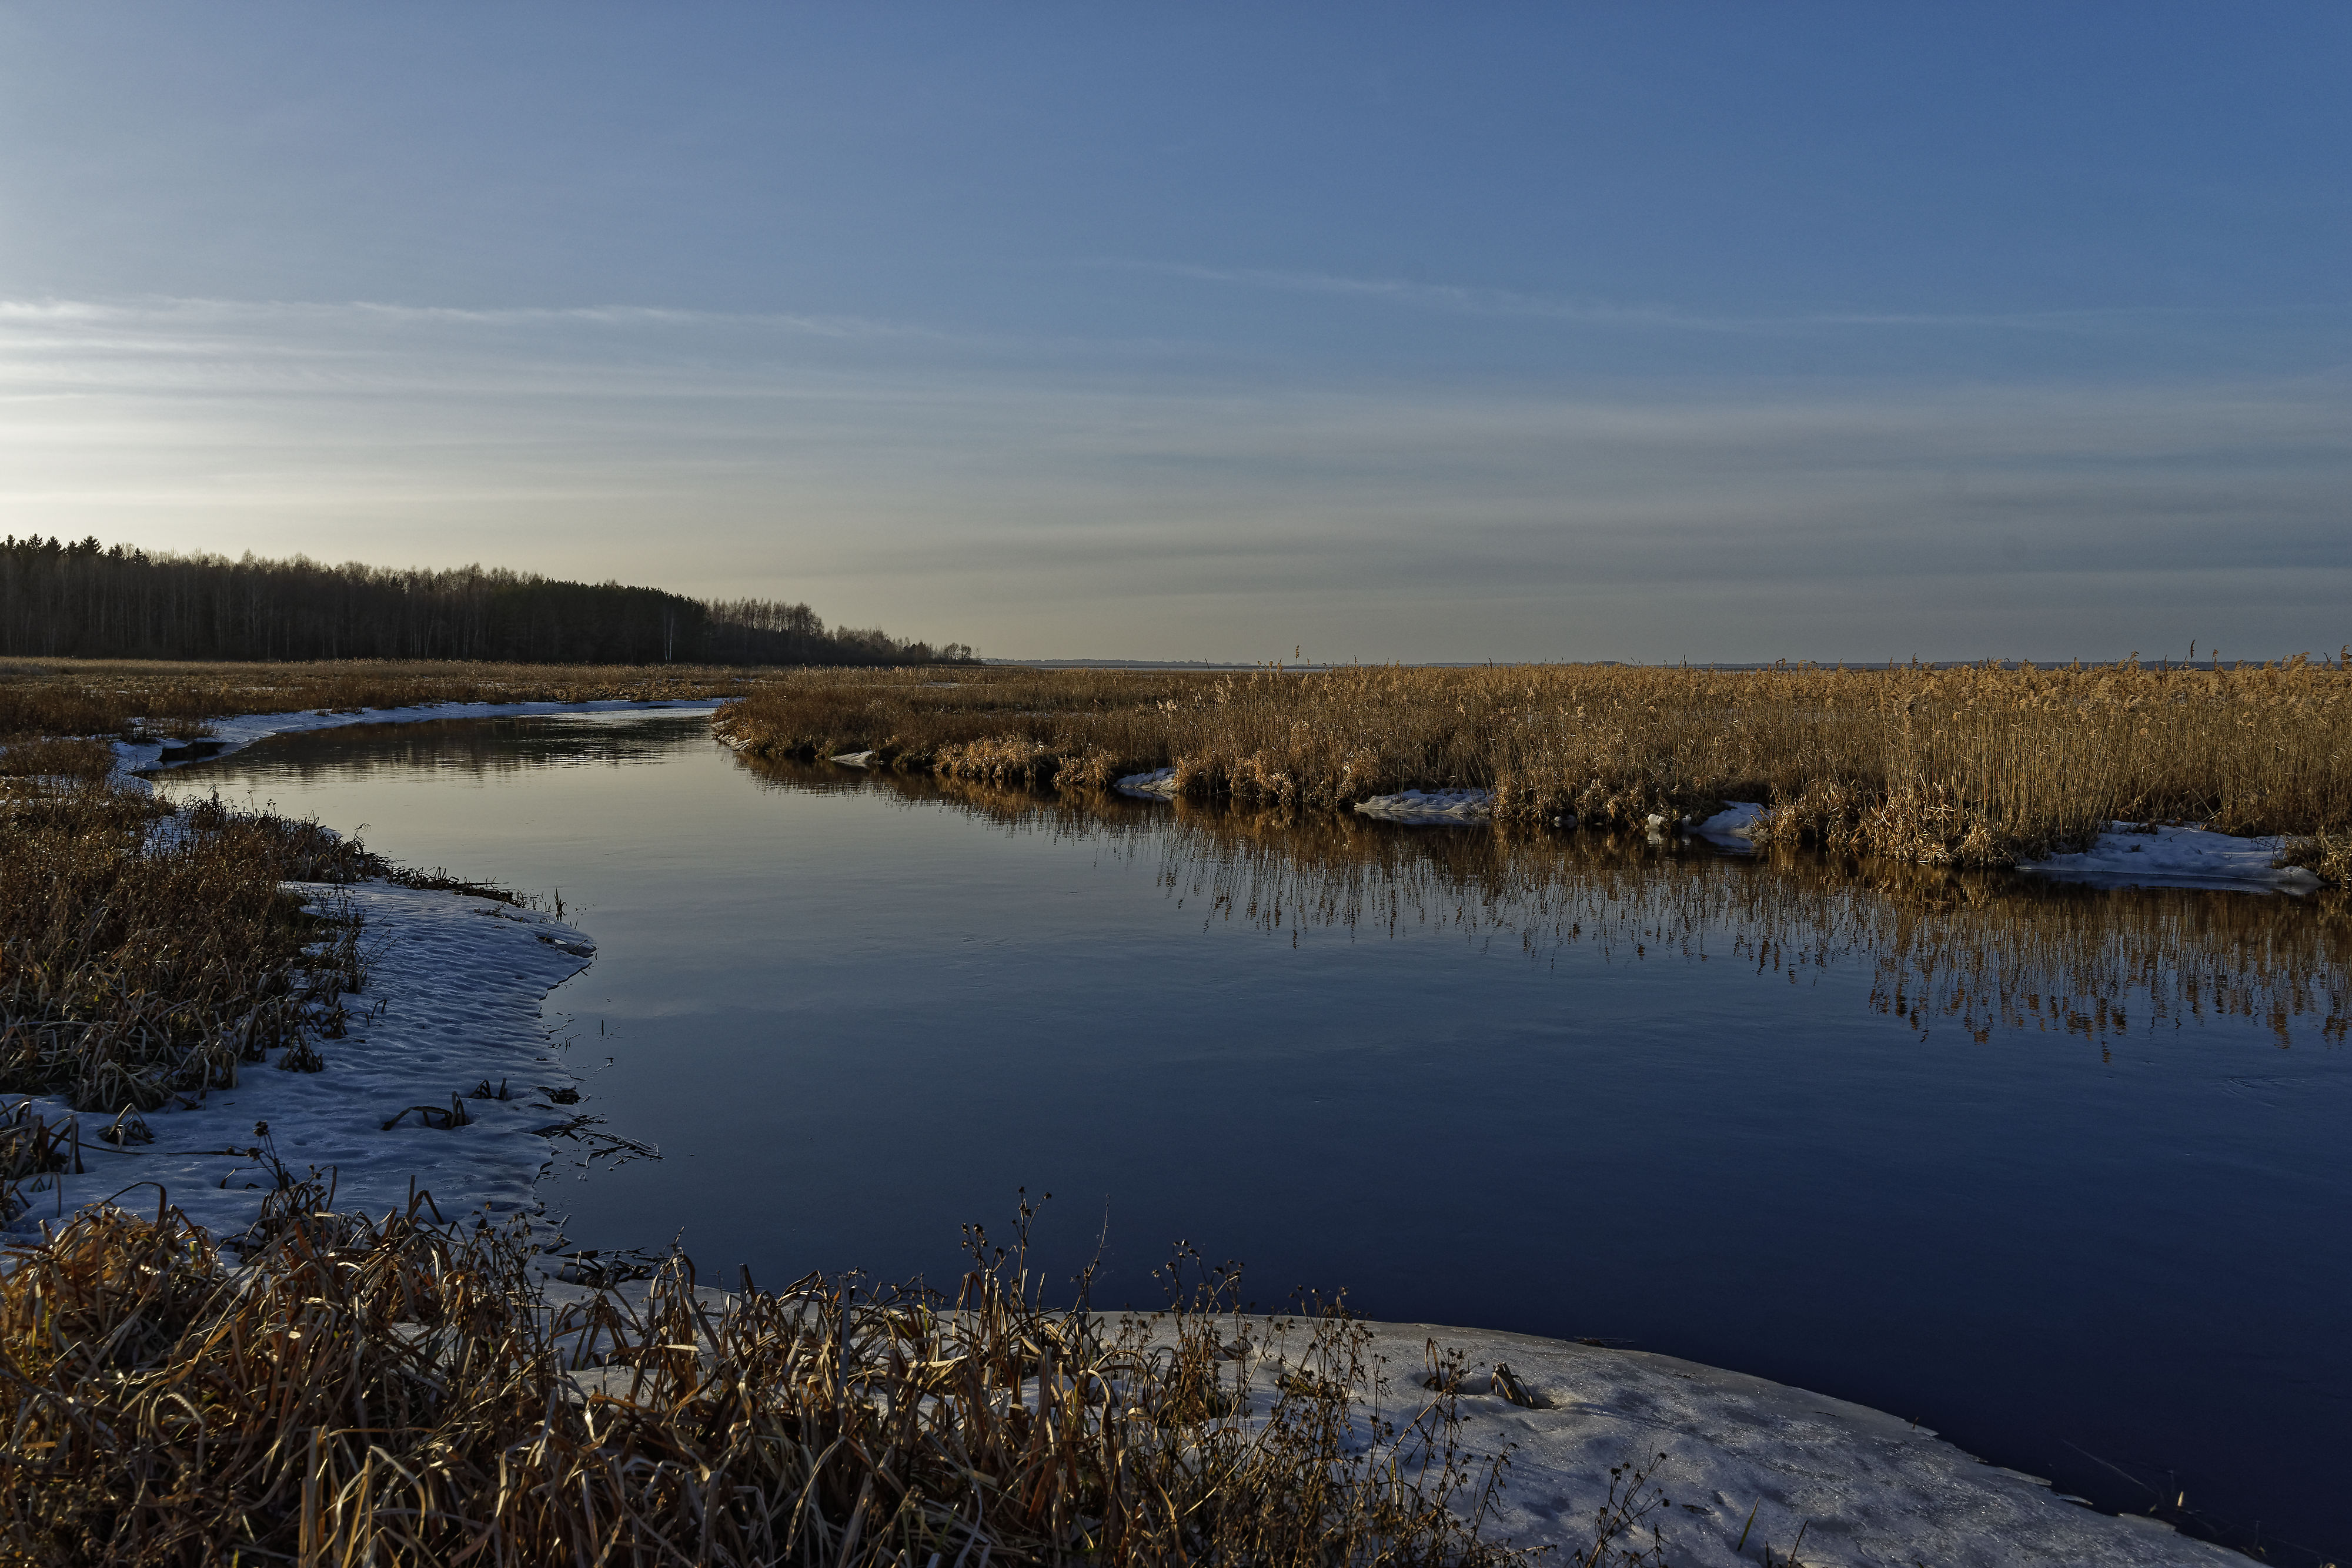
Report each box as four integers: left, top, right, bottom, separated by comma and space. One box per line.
716, 660, 2352, 877
6, 658, 2348, 1561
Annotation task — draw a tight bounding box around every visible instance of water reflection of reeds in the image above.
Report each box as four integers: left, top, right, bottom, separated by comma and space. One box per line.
737, 753, 2352, 1052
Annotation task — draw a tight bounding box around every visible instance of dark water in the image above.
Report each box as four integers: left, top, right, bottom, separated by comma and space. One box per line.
163, 708, 2352, 1562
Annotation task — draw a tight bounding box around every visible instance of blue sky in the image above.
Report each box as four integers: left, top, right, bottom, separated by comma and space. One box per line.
2, 5, 2346, 661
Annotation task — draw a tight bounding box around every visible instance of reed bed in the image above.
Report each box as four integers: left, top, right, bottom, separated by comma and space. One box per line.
730, 754, 2352, 1051
0, 657, 777, 744
0, 1187, 1579, 1568
714, 660, 2352, 872
0, 781, 510, 1134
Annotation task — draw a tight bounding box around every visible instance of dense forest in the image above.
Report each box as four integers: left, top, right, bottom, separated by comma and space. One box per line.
0, 536, 974, 666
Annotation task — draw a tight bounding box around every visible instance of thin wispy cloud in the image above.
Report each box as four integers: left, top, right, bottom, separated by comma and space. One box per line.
1105, 259, 2352, 340
3, 288, 2346, 661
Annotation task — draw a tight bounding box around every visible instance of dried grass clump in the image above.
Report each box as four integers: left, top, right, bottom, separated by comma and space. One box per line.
0, 1194, 1553, 1568
0, 737, 116, 792
714, 658, 2352, 875
0, 785, 387, 1113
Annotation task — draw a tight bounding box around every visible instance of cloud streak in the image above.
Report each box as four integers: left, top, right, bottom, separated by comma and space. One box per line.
1104, 260, 2352, 340
2, 294, 2347, 663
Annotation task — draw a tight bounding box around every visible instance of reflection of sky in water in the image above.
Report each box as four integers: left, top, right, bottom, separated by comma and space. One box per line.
163, 710, 2352, 1559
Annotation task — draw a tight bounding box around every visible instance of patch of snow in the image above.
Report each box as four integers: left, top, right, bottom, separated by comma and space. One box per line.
5, 884, 597, 1243
112, 698, 720, 788
1692, 801, 1765, 846
1352, 787, 1493, 824
1344, 1320, 2243, 1567
527, 1286, 2241, 1568
828, 750, 881, 768
2020, 823, 2321, 894
1116, 766, 1181, 799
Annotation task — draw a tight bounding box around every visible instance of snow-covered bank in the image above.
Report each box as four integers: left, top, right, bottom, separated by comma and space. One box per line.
2, 699, 700, 1242
1115, 772, 2323, 897
1353, 787, 1495, 823
112, 697, 720, 785
1692, 800, 1765, 843
540, 1279, 2243, 1568
1115, 765, 1182, 799
1698, 803, 2319, 893
4, 882, 595, 1242
2019, 821, 2320, 893
1342, 1320, 2238, 1567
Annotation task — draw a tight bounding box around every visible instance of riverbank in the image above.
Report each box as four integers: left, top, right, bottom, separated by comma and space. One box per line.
713, 661, 2352, 880
0, 696, 2296, 1562
1231, 786, 2327, 894
2, 880, 597, 1245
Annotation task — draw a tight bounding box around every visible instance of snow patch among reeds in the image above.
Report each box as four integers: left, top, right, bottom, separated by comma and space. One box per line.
2020, 823, 2323, 892
1692, 801, 1765, 842
1116, 765, 1182, 798
1352, 787, 1494, 823
5, 884, 600, 1244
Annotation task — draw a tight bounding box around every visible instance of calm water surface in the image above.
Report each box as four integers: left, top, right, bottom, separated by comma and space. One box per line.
165, 709, 2352, 1561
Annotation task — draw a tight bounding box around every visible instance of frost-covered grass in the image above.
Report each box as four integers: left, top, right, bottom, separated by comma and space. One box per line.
715, 660, 2352, 877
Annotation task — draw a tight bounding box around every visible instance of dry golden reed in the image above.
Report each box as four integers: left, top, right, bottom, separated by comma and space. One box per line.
0, 1191, 1568, 1568
714, 660, 2352, 872
0, 783, 514, 1124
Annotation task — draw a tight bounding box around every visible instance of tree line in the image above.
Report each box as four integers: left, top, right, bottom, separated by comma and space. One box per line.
0, 536, 975, 666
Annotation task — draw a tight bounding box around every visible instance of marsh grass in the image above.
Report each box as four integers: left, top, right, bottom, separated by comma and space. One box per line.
0, 781, 503, 1122
0, 1189, 1572, 1568
714, 660, 2352, 872
0, 657, 776, 744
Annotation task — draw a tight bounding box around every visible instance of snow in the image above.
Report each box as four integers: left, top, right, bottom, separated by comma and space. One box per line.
12, 701, 2293, 1559
535, 1282, 2241, 1568
111, 697, 720, 786
1333, 1321, 2241, 1566
1115, 766, 1182, 798
1692, 801, 1765, 844
1690, 803, 2319, 896
1353, 787, 1495, 824
2019, 821, 2320, 894
2, 698, 700, 1243
4, 883, 596, 1244
829, 750, 881, 767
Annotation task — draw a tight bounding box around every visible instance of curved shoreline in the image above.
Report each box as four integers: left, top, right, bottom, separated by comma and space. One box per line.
14, 700, 2263, 1562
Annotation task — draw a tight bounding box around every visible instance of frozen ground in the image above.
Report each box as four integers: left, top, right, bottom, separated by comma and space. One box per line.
4, 882, 596, 1245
